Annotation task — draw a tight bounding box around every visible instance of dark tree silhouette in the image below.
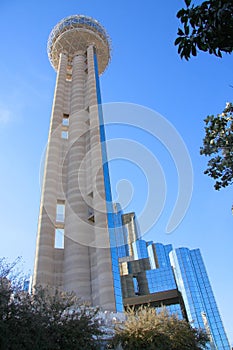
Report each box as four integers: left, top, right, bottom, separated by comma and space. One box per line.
175, 0, 233, 60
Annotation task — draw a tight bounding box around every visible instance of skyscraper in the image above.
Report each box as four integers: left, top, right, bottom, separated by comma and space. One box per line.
33, 15, 123, 312
32, 14, 230, 348
117, 212, 230, 349
170, 248, 231, 350
118, 214, 186, 319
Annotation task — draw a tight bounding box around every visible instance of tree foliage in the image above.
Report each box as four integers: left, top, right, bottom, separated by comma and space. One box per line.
175, 0, 233, 60
111, 306, 209, 350
200, 102, 233, 190
174, 2, 233, 192
0, 257, 103, 350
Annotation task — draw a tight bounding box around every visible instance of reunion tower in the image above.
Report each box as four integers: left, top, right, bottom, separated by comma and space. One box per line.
33, 15, 123, 312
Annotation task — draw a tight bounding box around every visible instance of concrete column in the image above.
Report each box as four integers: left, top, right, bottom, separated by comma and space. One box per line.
87, 45, 116, 311
33, 53, 67, 287
63, 53, 92, 301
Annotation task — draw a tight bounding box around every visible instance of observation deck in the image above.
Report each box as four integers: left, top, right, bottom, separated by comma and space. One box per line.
47, 15, 111, 74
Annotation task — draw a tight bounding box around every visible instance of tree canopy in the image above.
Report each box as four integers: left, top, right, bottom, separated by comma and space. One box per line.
200, 102, 233, 190
175, 0, 233, 60
0, 259, 210, 349
0, 257, 103, 350
111, 306, 209, 350
175, 1, 233, 194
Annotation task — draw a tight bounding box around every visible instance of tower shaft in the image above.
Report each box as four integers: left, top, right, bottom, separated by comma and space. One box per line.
33, 45, 122, 311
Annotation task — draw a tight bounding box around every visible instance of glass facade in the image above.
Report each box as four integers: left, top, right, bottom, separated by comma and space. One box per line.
118, 230, 230, 348
155, 243, 173, 267
94, 52, 123, 312
147, 242, 156, 269
146, 267, 177, 293
113, 203, 129, 259
132, 239, 148, 260
156, 303, 183, 320
170, 248, 230, 350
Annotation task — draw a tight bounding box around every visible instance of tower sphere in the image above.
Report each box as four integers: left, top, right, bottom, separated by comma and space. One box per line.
47, 15, 111, 74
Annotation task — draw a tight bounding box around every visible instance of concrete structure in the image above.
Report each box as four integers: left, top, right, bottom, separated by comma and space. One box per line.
33, 15, 123, 312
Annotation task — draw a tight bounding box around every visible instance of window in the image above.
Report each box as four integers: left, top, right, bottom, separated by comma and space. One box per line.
133, 276, 139, 295
87, 207, 95, 223
61, 130, 68, 139
54, 228, 64, 249
62, 114, 69, 139
56, 201, 65, 222
62, 114, 69, 126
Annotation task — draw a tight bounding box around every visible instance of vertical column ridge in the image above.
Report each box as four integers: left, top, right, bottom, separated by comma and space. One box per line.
63, 53, 92, 302
87, 45, 117, 311
33, 53, 67, 288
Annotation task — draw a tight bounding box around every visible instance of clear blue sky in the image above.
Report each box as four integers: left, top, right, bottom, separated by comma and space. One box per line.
0, 0, 232, 344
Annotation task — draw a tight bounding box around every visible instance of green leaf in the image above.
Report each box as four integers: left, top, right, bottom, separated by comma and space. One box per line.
176, 8, 186, 18
191, 44, 197, 56
174, 37, 183, 46
175, 0, 233, 59
178, 44, 183, 54
177, 28, 185, 36
185, 25, 190, 35
185, 0, 192, 7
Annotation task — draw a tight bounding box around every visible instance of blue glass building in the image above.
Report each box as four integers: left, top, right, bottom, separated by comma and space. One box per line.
116, 212, 230, 348
170, 248, 230, 350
